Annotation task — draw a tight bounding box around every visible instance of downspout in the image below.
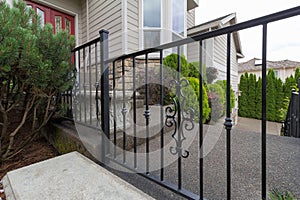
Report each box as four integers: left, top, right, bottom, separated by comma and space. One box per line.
86, 0, 90, 42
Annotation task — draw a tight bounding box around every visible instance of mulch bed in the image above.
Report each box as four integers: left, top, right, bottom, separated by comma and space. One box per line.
0, 137, 59, 200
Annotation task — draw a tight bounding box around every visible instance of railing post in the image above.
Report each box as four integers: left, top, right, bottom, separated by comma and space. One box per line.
100, 29, 110, 164
297, 79, 300, 138
291, 89, 296, 137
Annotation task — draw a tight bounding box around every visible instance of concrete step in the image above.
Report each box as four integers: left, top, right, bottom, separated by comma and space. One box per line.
2, 152, 154, 200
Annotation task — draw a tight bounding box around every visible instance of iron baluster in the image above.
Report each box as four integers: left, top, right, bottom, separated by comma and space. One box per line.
113, 61, 117, 159
261, 24, 268, 200
100, 29, 110, 162
133, 57, 137, 168
95, 42, 99, 127
159, 50, 164, 181
144, 54, 150, 174
199, 39, 204, 200
83, 47, 87, 123
122, 58, 127, 164
224, 33, 233, 200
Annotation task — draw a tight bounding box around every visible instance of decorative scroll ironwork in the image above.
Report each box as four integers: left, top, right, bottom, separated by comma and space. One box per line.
165, 78, 195, 158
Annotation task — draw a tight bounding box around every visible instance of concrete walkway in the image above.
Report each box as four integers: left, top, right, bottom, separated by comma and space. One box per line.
3, 152, 154, 200
235, 117, 282, 136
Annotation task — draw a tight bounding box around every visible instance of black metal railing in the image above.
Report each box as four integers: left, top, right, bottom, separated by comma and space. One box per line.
283, 80, 300, 138
68, 6, 300, 200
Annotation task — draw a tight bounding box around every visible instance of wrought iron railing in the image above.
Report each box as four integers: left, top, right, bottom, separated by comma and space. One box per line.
283, 80, 300, 138
68, 6, 300, 200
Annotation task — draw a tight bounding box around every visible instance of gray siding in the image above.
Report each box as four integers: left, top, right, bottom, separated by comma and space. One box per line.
230, 37, 239, 92
127, 0, 139, 53
187, 42, 198, 63
213, 35, 227, 70
213, 33, 238, 92
187, 10, 195, 29
81, 0, 122, 59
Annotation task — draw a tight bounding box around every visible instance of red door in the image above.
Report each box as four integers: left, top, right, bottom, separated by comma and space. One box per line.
25, 0, 75, 35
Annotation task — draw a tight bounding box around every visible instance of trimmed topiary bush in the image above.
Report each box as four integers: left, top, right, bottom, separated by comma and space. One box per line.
215, 80, 235, 112
163, 53, 190, 77
207, 83, 226, 120
186, 77, 210, 123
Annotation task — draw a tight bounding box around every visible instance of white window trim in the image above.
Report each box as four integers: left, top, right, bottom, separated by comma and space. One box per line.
139, 0, 187, 55
139, 0, 163, 50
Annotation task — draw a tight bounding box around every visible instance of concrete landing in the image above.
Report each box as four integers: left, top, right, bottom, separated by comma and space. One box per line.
2, 152, 154, 200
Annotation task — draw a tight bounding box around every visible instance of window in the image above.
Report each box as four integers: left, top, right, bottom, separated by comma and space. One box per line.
25, 0, 75, 35
144, 30, 161, 48
141, 0, 186, 50
65, 18, 71, 33
172, 0, 185, 36
274, 70, 279, 78
143, 0, 161, 28
143, 0, 161, 49
55, 16, 62, 32
26, 5, 33, 24
37, 8, 45, 27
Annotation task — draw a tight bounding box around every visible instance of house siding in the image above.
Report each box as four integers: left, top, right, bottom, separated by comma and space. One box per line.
81, 0, 122, 59
187, 10, 195, 29
127, 0, 139, 54
213, 35, 227, 70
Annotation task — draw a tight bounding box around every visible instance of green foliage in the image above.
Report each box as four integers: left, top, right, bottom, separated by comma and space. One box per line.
207, 83, 225, 120
267, 70, 278, 121
163, 53, 190, 77
0, 0, 75, 161
187, 62, 207, 81
269, 188, 296, 200
185, 77, 210, 123
215, 80, 235, 112
248, 74, 257, 117
238, 68, 300, 122
238, 73, 249, 117
255, 77, 262, 119
278, 97, 290, 122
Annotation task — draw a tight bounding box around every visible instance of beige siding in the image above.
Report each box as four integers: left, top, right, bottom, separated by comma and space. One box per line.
127, 0, 139, 53
187, 10, 195, 29
187, 42, 199, 63
230, 36, 239, 92
80, 0, 122, 59
213, 35, 227, 69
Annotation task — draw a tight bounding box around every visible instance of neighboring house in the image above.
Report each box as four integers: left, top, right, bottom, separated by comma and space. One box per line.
238, 58, 300, 82
6, 0, 199, 59
187, 13, 244, 93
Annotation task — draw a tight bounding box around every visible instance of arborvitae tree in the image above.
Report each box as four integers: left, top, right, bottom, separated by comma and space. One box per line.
238, 73, 249, 117
255, 77, 262, 119
294, 68, 300, 84
266, 70, 277, 121
248, 73, 257, 118
283, 75, 296, 99
274, 77, 284, 121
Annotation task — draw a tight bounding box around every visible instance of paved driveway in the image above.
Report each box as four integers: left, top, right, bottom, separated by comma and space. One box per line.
107, 119, 300, 200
